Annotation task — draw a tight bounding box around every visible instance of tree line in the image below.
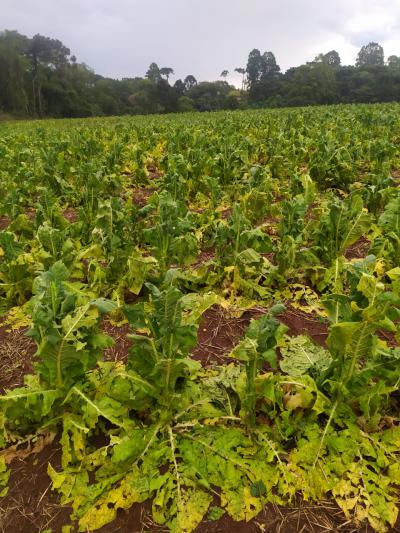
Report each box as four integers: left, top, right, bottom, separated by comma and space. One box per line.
1, 30, 400, 118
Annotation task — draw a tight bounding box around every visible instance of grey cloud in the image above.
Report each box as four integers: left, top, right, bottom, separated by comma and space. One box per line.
2, 0, 400, 83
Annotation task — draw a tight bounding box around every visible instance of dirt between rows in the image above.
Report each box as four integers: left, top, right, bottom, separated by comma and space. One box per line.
0, 209, 79, 230
0, 216, 10, 230
130, 187, 157, 208
0, 307, 398, 532
0, 322, 35, 394
344, 236, 371, 260
62, 208, 79, 224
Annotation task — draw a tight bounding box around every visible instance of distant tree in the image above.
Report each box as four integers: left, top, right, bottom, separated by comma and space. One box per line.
314, 50, 341, 67
128, 79, 160, 114
220, 70, 229, 79
325, 50, 341, 66
4, 28, 400, 119
356, 42, 384, 67
286, 62, 337, 106
152, 78, 179, 112
0, 30, 29, 54
173, 79, 185, 96
25, 34, 71, 116
187, 81, 235, 111
387, 55, 400, 68
226, 89, 243, 109
146, 62, 162, 83
246, 50, 281, 102
160, 67, 174, 82
177, 95, 194, 112
26, 34, 70, 69
246, 49, 263, 87
0, 31, 29, 114
184, 74, 197, 90
261, 51, 280, 76
129, 77, 179, 114
234, 67, 246, 90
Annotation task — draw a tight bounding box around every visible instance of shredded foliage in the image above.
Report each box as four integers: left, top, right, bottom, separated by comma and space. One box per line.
0, 105, 399, 532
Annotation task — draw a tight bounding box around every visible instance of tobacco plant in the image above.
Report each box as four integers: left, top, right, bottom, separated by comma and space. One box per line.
0, 105, 400, 533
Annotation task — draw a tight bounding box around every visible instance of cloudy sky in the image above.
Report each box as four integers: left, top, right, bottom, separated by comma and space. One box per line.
2, 0, 400, 85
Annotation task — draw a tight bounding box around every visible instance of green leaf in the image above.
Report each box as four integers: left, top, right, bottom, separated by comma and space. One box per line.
0, 456, 10, 497
378, 197, 400, 234
250, 479, 267, 497
280, 335, 332, 377
208, 506, 225, 521
340, 210, 371, 253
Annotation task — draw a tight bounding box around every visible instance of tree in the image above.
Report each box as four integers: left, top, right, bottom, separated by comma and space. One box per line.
177, 96, 194, 112
286, 62, 337, 106
26, 34, 70, 71
173, 79, 185, 96
314, 50, 341, 67
388, 55, 400, 69
261, 51, 280, 76
235, 67, 246, 90
152, 78, 179, 112
146, 62, 162, 83
128, 78, 179, 114
246, 49, 263, 87
324, 50, 341, 66
246, 50, 281, 102
25, 34, 71, 116
160, 67, 174, 82
0, 32, 29, 114
186, 81, 235, 111
184, 74, 197, 91
356, 42, 384, 67
315, 50, 341, 67
3, 28, 400, 119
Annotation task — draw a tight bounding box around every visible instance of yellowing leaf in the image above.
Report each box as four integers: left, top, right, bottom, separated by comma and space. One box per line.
78, 470, 149, 531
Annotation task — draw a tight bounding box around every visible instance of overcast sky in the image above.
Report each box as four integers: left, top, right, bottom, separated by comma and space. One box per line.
2, 0, 400, 86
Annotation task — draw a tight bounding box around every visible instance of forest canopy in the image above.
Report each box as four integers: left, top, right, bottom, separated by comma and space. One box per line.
1, 30, 400, 118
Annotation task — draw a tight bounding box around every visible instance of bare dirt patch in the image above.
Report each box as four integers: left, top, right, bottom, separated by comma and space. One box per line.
191, 304, 330, 366
378, 329, 399, 348
196, 497, 378, 533
148, 169, 164, 181
25, 208, 36, 221
192, 247, 216, 268
305, 202, 320, 222
102, 319, 132, 363
278, 306, 329, 347
63, 208, 79, 223
0, 440, 72, 533
344, 236, 370, 260
219, 208, 233, 220
391, 169, 400, 185
191, 305, 263, 366
0, 216, 10, 230
0, 324, 36, 394
131, 187, 157, 208
260, 215, 279, 236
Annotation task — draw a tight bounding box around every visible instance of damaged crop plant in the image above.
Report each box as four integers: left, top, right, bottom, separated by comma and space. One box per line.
0, 104, 399, 532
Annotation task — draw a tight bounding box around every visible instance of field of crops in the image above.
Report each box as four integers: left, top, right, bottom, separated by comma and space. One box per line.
0, 104, 399, 533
